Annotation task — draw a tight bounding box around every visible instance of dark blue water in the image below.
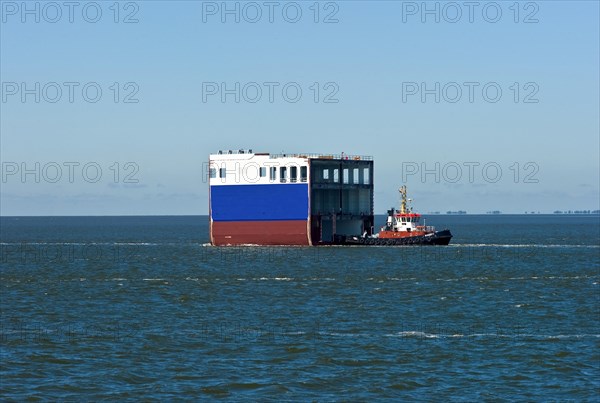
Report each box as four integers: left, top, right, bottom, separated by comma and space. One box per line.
1, 215, 599, 400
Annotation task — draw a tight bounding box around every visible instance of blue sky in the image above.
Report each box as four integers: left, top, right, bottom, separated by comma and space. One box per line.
1, 1, 598, 215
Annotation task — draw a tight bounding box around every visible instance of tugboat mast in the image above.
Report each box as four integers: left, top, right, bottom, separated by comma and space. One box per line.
399, 185, 411, 214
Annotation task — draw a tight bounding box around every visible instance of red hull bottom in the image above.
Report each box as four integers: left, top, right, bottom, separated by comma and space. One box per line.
211, 220, 309, 246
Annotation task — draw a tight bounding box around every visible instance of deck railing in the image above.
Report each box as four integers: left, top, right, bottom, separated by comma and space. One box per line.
213, 150, 373, 161
269, 153, 373, 161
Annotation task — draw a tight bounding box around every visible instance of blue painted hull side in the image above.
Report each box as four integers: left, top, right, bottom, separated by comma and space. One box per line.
210, 183, 309, 222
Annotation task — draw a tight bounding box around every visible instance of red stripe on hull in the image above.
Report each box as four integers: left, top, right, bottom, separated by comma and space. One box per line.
211, 220, 309, 246
379, 230, 429, 238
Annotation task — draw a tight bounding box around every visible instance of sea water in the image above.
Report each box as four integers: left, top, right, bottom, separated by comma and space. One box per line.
1, 215, 599, 400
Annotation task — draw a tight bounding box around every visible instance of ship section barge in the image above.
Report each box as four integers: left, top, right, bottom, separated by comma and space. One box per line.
209, 151, 375, 246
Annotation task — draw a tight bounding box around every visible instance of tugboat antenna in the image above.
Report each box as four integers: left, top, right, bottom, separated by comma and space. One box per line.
399, 186, 408, 214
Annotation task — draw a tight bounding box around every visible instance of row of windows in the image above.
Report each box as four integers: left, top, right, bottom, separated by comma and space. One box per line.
321, 167, 370, 185
209, 165, 371, 184
209, 165, 308, 183
275, 166, 308, 183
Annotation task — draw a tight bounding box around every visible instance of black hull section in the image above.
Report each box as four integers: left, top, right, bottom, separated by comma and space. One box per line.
334, 230, 452, 246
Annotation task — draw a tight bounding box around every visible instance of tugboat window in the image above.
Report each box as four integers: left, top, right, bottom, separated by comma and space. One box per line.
219, 168, 226, 178
290, 166, 298, 182
209, 168, 216, 179
343, 168, 349, 184
300, 166, 307, 182
270, 167, 276, 181
259, 167, 266, 178
363, 168, 370, 184
323, 169, 329, 180
353, 168, 359, 184
333, 169, 339, 183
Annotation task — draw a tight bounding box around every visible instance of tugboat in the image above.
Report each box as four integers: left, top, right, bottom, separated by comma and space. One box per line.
334, 186, 452, 246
